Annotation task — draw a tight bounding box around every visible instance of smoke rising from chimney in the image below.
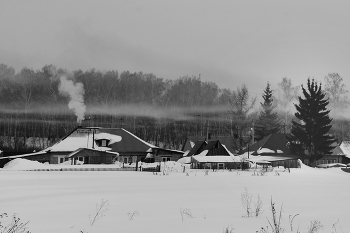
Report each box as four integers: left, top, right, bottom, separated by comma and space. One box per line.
58, 75, 86, 124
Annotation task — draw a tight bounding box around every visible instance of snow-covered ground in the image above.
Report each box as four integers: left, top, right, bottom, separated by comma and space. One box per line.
0, 159, 349, 233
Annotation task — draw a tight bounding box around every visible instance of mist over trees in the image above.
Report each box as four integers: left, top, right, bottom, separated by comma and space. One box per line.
0, 64, 236, 153
0, 63, 349, 154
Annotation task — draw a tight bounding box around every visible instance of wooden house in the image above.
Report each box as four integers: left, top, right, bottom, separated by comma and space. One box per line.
240, 133, 300, 168
183, 140, 244, 169
315, 141, 350, 167
0, 126, 183, 168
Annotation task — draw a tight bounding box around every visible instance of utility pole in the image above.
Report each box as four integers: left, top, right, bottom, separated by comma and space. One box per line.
196, 114, 200, 142
119, 117, 123, 128
206, 120, 209, 142
251, 119, 255, 145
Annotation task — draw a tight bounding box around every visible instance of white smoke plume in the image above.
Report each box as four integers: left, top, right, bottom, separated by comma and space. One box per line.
58, 75, 86, 124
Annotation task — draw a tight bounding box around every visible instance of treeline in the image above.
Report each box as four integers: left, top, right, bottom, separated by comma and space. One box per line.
0, 64, 348, 154
0, 64, 229, 108
0, 64, 237, 153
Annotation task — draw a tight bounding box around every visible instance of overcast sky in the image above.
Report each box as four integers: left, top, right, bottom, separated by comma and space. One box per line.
1, 0, 350, 96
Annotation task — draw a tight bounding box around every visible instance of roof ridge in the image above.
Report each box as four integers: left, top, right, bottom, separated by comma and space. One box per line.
121, 128, 155, 148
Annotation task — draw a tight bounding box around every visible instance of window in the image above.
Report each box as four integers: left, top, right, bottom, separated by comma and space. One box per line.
101, 140, 107, 147
123, 157, 128, 164
59, 158, 64, 163
218, 163, 224, 169
162, 157, 170, 162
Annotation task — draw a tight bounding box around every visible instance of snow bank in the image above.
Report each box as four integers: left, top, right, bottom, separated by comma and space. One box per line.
2, 158, 46, 170
298, 159, 313, 169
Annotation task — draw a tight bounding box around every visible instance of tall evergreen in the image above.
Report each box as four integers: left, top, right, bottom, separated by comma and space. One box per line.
289, 78, 336, 164
255, 82, 281, 141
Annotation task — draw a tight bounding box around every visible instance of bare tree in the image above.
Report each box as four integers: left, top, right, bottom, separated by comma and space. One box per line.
227, 85, 256, 151
324, 72, 349, 109
274, 77, 300, 132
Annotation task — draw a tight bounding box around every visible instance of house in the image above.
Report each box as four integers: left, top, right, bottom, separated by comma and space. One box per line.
239, 133, 300, 168
181, 140, 244, 169
315, 141, 350, 167
152, 148, 184, 163
0, 126, 184, 168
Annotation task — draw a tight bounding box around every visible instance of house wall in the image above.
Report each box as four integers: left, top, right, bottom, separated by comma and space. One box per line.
154, 153, 183, 162
192, 162, 246, 170
315, 155, 344, 166
270, 159, 299, 168
24, 154, 51, 163
71, 150, 115, 164
118, 155, 139, 164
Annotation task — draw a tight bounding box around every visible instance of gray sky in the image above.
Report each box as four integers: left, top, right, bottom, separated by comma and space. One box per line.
1, 0, 350, 96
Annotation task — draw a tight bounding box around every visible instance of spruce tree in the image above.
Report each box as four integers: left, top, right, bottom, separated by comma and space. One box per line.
255, 82, 281, 141
289, 78, 336, 164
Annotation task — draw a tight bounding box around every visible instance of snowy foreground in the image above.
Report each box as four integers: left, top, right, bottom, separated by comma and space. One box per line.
1, 159, 349, 233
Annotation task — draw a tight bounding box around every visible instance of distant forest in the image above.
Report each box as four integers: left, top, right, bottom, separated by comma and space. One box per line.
0, 64, 348, 154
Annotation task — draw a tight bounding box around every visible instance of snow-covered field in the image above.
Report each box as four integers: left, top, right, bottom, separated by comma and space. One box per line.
0, 159, 349, 233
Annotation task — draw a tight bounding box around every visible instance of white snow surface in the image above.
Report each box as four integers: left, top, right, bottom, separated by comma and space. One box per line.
190, 140, 195, 148
177, 156, 191, 164
257, 147, 275, 154
0, 159, 349, 233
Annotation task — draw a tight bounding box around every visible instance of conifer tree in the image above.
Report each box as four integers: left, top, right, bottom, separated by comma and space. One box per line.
255, 82, 281, 141
289, 78, 336, 164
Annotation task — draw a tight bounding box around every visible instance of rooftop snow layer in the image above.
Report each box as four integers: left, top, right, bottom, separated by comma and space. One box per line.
94, 133, 122, 145
192, 155, 240, 163
339, 141, 350, 158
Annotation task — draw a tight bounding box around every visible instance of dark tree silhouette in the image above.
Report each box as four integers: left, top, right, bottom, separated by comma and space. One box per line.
289, 78, 336, 164
255, 82, 281, 141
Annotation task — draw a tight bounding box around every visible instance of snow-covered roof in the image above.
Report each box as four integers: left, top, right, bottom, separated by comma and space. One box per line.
94, 133, 122, 145
339, 141, 350, 158
67, 148, 118, 158
255, 148, 284, 154
192, 155, 240, 163
247, 155, 298, 163
44, 127, 157, 154
45, 134, 98, 152
177, 156, 191, 164
0, 151, 47, 160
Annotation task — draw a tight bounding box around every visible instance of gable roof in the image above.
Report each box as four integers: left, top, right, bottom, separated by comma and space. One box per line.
240, 133, 292, 155
185, 140, 232, 157
186, 141, 207, 157
67, 148, 119, 158
182, 135, 236, 153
